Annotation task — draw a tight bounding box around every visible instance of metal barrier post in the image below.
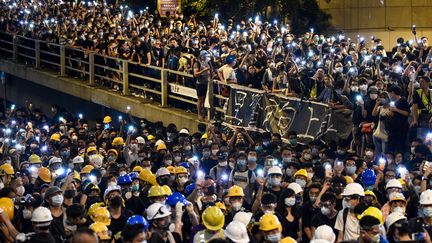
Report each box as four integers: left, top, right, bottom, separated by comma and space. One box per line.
60, 46, 66, 76
89, 53, 95, 85
12, 36, 18, 62
207, 80, 215, 120
161, 68, 168, 107
122, 60, 129, 95
35, 40, 40, 69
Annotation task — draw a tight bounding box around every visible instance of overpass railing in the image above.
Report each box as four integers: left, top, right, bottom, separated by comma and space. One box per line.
0, 32, 230, 120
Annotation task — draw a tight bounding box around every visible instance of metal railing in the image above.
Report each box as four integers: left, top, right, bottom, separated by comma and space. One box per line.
0, 32, 231, 120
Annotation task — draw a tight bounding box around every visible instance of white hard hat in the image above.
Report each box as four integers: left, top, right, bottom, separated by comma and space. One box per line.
31, 206, 53, 226
224, 221, 250, 243
136, 136, 145, 144
385, 212, 407, 229
48, 157, 62, 165
156, 167, 170, 178
179, 129, 189, 135
389, 192, 406, 203
72, 156, 84, 164
386, 179, 402, 190
104, 185, 122, 201
233, 212, 253, 227
155, 139, 165, 147
267, 166, 282, 175
313, 225, 336, 243
420, 189, 432, 205
288, 182, 303, 194
310, 240, 331, 243
341, 182, 365, 197
146, 203, 171, 220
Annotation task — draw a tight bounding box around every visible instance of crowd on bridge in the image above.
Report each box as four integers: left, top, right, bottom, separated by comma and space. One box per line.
2, 0, 432, 242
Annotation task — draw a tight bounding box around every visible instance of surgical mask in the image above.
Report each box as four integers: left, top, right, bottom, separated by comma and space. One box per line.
203, 151, 211, 158
369, 234, 380, 243
282, 157, 292, 163
219, 161, 228, 167
345, 166, 356, 175
108, 156, 116, 162
307, 172, 314, 180
131, 184, 140, 192
285, 168, 293, 177
23, 209, 32, 219
342, 199, 351, 209
108, 181, 117, 187
231, 202, 242, 211
130, 144, 139, 151
392, 206, 405, 214
178, 177, 188, 185
237, 159, 246, 166
266, 232, 281, 242
424, 207, 432, 217
165, 160, 173, 166
295, 179, 307, 188
365, 150, 374, 157
211, 149, 219, 155
415, 185, 422, 195
248, 156, 257, 163
51, 195, 64, 207
321, 206, 331, 215
309, 196, 317, 203
284, 197, 296, 207
119, 171, 127, 176
370, 94, 378, 100
411, 146, 416, 154
351, 86, 359, 92
270, 178, 281, 186
335, 67, 343, 73
174, 156, 182, 162
16, 186, 25, 197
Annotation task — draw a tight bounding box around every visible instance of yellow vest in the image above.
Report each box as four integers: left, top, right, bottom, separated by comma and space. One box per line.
416, 89, 432, 114
310, 82, 317, 98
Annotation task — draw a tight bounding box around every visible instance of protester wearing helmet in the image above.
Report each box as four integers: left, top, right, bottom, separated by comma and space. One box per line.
43, 186, 67, 241
194, 206, 225, 242
104, 185, 133, 237
146, 203, 182, 242
90, 222, 112, 242
335, 182, 365, 241
259, 213, 288, 242
358, 207, 386, 242
209, 151, 232, 189
174, 166, 190, 194
225, 185, 246, 219
293, 169, 308, 189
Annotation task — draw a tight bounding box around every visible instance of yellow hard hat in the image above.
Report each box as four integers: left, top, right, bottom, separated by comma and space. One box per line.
201, 133, 208, 139
166, 166, 175, 174
227, 185, 245, 197
88, 202, 105, 218
148, 185, 168, 197
132, 166, 143, 173
202, 206, 225, 231
259, 213, 282, 232
0, 197, 14, 220
90, 222, 111, 240
364, 190, 377, 200
175, 166, 188, 175
162, 185, 172, 196
107, 149, 118, 157
103, 116, 112, 124
139, 169, 158, 186
38, 167, 51, 183
280, 237, 297, 243
73, 170, 81, 181
398, 178, 406, 187
294, 169, 308, 179
358, 206, 383, 225
0, 163, 14, 175
345, 176, 354, 184
156, 143, 167, 151
112, 137, 125, 146
91, 207, 111, 226
147, 135, 155, 141
81, 165, 94, 174
215, 201, 226, 211
50, 133, 61, 142
29, 154, 42, 164
86, 146, 97, 155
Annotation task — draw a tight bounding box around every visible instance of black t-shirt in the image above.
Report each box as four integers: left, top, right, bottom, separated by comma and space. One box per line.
311, 211, 338, 235
387, 98, 410, 131
148, 231, 182, 243
413, 89, 432, 111
202, 157, 218, 174
125, 195, 145, 215
140, 41, 151, 64
51, 213, 66, 242
108, 209, 134, 236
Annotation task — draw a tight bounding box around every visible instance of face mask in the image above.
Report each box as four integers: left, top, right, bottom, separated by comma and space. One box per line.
165, 160, 173, 166
270, 178, 281, 186
411, 146, 416, 154
211, 149, 219, 155
290, 138, 297, 145
295, 179, 307, 188
342, 199, 351, 209
231, 202, 242, 211
203, 151, 211, 158
285, 168, 293, 177
345, 166, 357, 175
351, 86, 359, 92
110, 196, 123, 207
266, 232, 282, 242
30, 144, 38, 149
415, 185, 422, 195
19, 203, 31, 218
424, 207, 432, 217
178, 177, 188, 185
248, 156, 257, 163
130, 144, 139, 151
219, 161, 228, 167
64, 189, 76, 199
184, 146, 192, 151
61, 150, 70, 159
309, 196, 317, 203
307, 172, 314, 180
392, 206, 405, 214
108, 181, 117, 187
119, 171, 127, 176
237, 159, 246, 166
370, 94, 378, 100
174, 156, 182, 162
321, 206, 331, 215
16, 186, 25, 197
284, 197, 296, 207
108, 156, 116, 162
335, 67, 343, 73
51, 195, 64, 207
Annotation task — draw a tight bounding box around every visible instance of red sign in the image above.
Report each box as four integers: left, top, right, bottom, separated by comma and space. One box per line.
158, 0, 180, 17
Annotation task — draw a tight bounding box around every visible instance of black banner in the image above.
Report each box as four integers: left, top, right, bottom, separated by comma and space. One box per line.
225, 86, 352, 142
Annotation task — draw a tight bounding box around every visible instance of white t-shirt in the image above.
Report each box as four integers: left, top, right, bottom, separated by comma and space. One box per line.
334, 209, 360, 241
218, 65, 237, 83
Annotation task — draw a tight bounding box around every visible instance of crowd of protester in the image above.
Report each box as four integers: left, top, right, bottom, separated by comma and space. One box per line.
3, 0, 432, 243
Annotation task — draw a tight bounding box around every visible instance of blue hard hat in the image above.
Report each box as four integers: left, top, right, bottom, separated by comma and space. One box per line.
127, 215, 149, 231
184, 183, 195, 196
166, 192, 187, 207
179, 162, 190, 169
361, 169, 376, 187
129, 172, 139, 180
226, 55, 236, 65
118, 174, 132, 185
